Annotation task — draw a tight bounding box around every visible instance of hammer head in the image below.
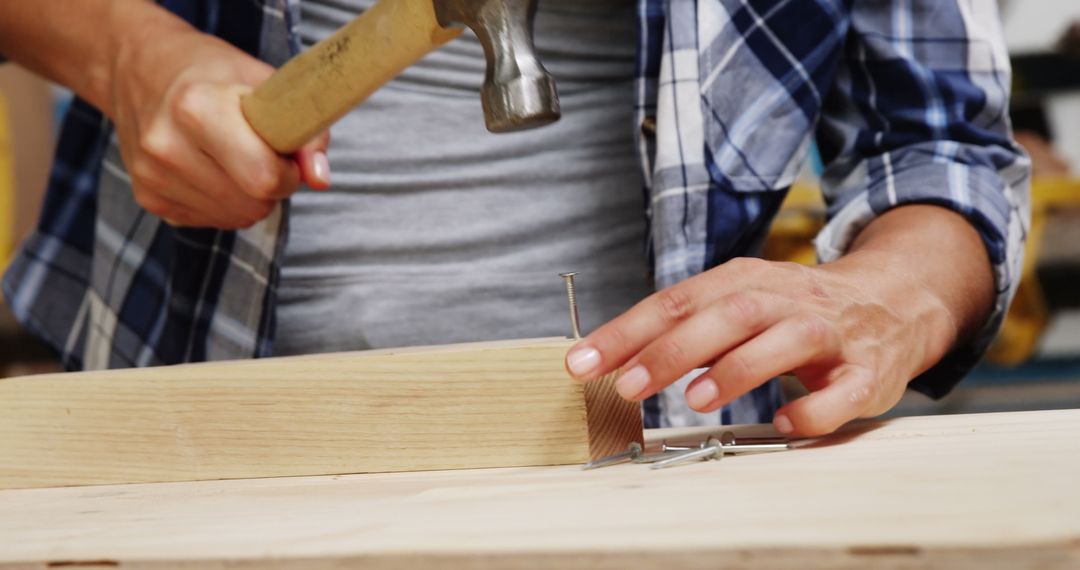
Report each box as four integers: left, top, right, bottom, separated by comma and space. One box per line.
434, 0, 561, 133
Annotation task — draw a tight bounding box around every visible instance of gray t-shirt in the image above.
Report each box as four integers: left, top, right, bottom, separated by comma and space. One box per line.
275, 0, 651, 354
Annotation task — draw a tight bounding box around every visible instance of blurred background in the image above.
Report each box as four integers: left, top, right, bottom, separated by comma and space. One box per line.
1, 2, 1079, 416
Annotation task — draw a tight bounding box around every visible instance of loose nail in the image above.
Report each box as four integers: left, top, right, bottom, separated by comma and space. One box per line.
774, 414, 794, 435
615, 365, 651, 400
685, 378, 719, 410
566, 346, 601, 378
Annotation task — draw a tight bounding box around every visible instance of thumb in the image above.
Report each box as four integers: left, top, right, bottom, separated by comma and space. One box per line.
295, 130, 331, 190
772, 365, 879, 437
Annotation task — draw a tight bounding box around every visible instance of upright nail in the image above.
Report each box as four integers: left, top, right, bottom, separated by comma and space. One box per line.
559, 272, 582, 340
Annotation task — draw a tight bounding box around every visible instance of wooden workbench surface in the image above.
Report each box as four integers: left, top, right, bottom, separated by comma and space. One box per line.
2, 409, 1079, 569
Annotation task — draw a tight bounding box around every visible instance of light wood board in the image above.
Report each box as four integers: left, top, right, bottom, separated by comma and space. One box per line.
1, 410, 1077, 569
0, 338, 642, 489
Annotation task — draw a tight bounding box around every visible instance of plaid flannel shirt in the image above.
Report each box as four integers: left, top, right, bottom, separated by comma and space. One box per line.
3, 0, 1029, 428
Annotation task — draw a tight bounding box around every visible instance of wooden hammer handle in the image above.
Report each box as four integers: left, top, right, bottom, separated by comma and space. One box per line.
241, 0, 463, 154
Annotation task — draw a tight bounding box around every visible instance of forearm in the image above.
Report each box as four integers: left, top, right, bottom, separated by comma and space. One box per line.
823, 204, 995, 376
0, 0, 193, 117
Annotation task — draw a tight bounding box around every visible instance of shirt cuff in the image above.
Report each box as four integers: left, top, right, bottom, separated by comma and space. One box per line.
814, 158, 1030, 399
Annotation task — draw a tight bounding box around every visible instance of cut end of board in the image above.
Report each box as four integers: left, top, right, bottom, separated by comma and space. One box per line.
584, 373, 645, 460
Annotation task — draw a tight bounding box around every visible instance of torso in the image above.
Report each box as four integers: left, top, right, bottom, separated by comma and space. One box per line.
275, 0, 651, 354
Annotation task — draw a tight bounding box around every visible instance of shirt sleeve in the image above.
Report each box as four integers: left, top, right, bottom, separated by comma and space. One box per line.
812, 2, 1032, 399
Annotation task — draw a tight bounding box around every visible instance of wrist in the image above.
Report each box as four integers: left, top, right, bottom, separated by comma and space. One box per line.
821, 205, 996, 377
103, 0, 197, 118
822, 248, 960, 377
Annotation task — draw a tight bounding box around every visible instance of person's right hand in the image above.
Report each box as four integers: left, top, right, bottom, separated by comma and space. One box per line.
109, 24, 330, 229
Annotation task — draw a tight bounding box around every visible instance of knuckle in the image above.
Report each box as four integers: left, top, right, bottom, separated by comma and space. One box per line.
171, 83, 207, 128
847, 381, 878, 409
795, 313, 831, 347
138, 130, 175, 163
727, 256, 769, 275
776, 260, 804, 273
245, 169, 282, 200
652, 338, 688, 373
725, 292, 762, 328
868, 386, 905, 418
655, 288, 694, 324
601, 322, 631, 354
724, 351, 756, 383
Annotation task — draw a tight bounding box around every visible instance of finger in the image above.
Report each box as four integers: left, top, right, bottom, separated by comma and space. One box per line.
179, 150, 277, 224
772, 364, 878, 437
173, 83, 302, 201
141, 128, 278, 223
565, 258, 773, 382
610, 291, 799, 401
296, 131, 331, 190
146, 178, 260, 229
130, 162, 234, 229
684, 313, 840, 412
137, 193, 217, 229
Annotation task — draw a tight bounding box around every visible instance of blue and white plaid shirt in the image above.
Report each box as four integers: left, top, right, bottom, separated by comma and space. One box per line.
3, 0, 1029, 428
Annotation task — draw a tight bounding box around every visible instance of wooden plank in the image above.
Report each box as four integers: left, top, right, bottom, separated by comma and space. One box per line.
0, 338, 642, 489
0, 410, 1077, 569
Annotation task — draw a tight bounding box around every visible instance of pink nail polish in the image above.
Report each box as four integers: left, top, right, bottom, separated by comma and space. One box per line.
686, 379, 719, 410
313, 152, 330, 185
774, 414, 794, 434
566, 346, 600, 378
615, 365, 650, 399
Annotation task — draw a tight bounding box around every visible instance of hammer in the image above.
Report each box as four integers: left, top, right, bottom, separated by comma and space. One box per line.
241, 0, 561, 154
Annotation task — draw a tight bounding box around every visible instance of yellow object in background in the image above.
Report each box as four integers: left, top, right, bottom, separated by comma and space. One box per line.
0, 91, 14, 269
987, 178, 1080, 365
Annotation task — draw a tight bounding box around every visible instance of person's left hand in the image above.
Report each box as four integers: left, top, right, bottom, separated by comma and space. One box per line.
563, 251, 961, 437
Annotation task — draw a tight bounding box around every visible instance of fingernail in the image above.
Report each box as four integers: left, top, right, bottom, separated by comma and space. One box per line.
615, 365, 650, 400
313, 152, 330, 185
566, 346, 601, 378
686, 378, 719, 410
774, 414, 794, 435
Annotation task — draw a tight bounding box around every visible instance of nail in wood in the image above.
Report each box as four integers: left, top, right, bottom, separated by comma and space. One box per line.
559, 272, 583, 340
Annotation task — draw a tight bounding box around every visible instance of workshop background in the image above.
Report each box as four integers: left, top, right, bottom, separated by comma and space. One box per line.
2, 1, 1079, 415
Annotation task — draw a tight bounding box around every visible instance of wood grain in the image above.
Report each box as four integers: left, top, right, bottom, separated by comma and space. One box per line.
241, 0, 462, 152
584, 373, 644, 458
0, 338, 642, 489
1, 410, 1077, 569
